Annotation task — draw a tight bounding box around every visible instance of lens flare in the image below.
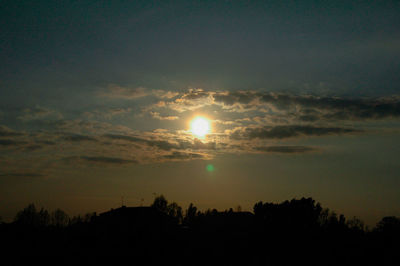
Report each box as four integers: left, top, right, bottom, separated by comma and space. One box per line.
190, 116, 211, 138
206, 164, 215, 172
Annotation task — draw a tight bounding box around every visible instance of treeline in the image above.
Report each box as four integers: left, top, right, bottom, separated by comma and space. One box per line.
6, 195, 399, 234
151, 195, 399, 235
11, 203, 96, 227
1, 196, 399, 265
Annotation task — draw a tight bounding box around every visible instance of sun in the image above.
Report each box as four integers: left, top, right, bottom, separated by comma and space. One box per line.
190, 116, 211, 138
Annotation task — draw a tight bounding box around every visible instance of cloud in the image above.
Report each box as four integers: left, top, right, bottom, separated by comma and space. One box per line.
144, 90, 400, 125
193, 139, 216, 150
213, 91, 260, 112
0, 123, 217, 167
231, 125, 360, 140
166, 89, 214, 112
46, 119, 134, 136
179, 89, 210, 100
146, 89, 256, 114
3, 87, 399, 169
145, 139, 180, 151
24, 144, 44, 151
212, 91, 400, 121
261, 94, 400, 120
99, 85, 147, 99
213, 91, 256, 106
150, 112, 179, 121
80, 156, 138, 164
63, 134, 98, 142
83, 108, 132, 120
0, 125, 25, 137
103, 134, 142, 143
130, 89, 400, 125
18, 106, 63, 121
104, 134, 180, 151
152, 90, 179, 99
0, 139, 27, 146
255, 146, 317, 153
162, 151, 205, 160
0, 172, 44, 177
179, 138, 216, 150
35, 140, 56, 145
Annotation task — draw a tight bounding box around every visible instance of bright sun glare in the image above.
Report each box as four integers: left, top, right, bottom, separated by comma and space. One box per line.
190, 116, 211, 138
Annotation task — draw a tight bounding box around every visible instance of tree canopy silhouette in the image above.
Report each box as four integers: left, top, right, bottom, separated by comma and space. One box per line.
2, 196, 399, 265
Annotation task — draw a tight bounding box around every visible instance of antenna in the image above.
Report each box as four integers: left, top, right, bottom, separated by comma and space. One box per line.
121, 196, 124, 207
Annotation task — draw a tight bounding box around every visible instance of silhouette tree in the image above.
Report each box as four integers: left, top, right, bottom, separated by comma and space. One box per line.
4, 195, 400, 265
51, 209, 69, 227
151, 194, 168, 213
184, 203, 197, 226
375, 216, 400, 241
38, 208, 50, 227
167, 202, 183, 224
253, 197, 323, 233
14, 204, 55, 227
14, 203, 39, 226
83, 212, 96, 223
347, 216, 365, 232
70, 215, 83, 225
151, 195, 183, 224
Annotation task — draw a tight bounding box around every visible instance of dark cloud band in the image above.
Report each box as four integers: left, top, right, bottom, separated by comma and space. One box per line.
231, 125, 360, 140
255, 146, 316, 154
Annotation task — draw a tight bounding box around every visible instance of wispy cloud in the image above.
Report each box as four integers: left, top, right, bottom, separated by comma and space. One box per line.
163, 88, 214, 113
146, 90, 400, 123
63, 134, 98, 142
255, 145, 317, 154
150, 112, 179, 121
83, 108, 132, 120
0, 125, 25, 137
230, 125, 361, 140
104, 133, 180, 151
98, 84, 147, 99
1, 89, 400, 169
213, 91, 400, 121
0, 139, 27, 146
17, 106, 63, 121
79, 156, 138, 165
0, 172, 44, 178
162, 151, 206, 160
152, 90, 179, 99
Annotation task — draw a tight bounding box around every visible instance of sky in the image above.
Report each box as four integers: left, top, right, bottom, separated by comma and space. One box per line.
1, 0, 400, 225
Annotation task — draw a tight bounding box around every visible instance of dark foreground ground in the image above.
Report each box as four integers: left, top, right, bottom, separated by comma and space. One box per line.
1, 198, 399, 265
